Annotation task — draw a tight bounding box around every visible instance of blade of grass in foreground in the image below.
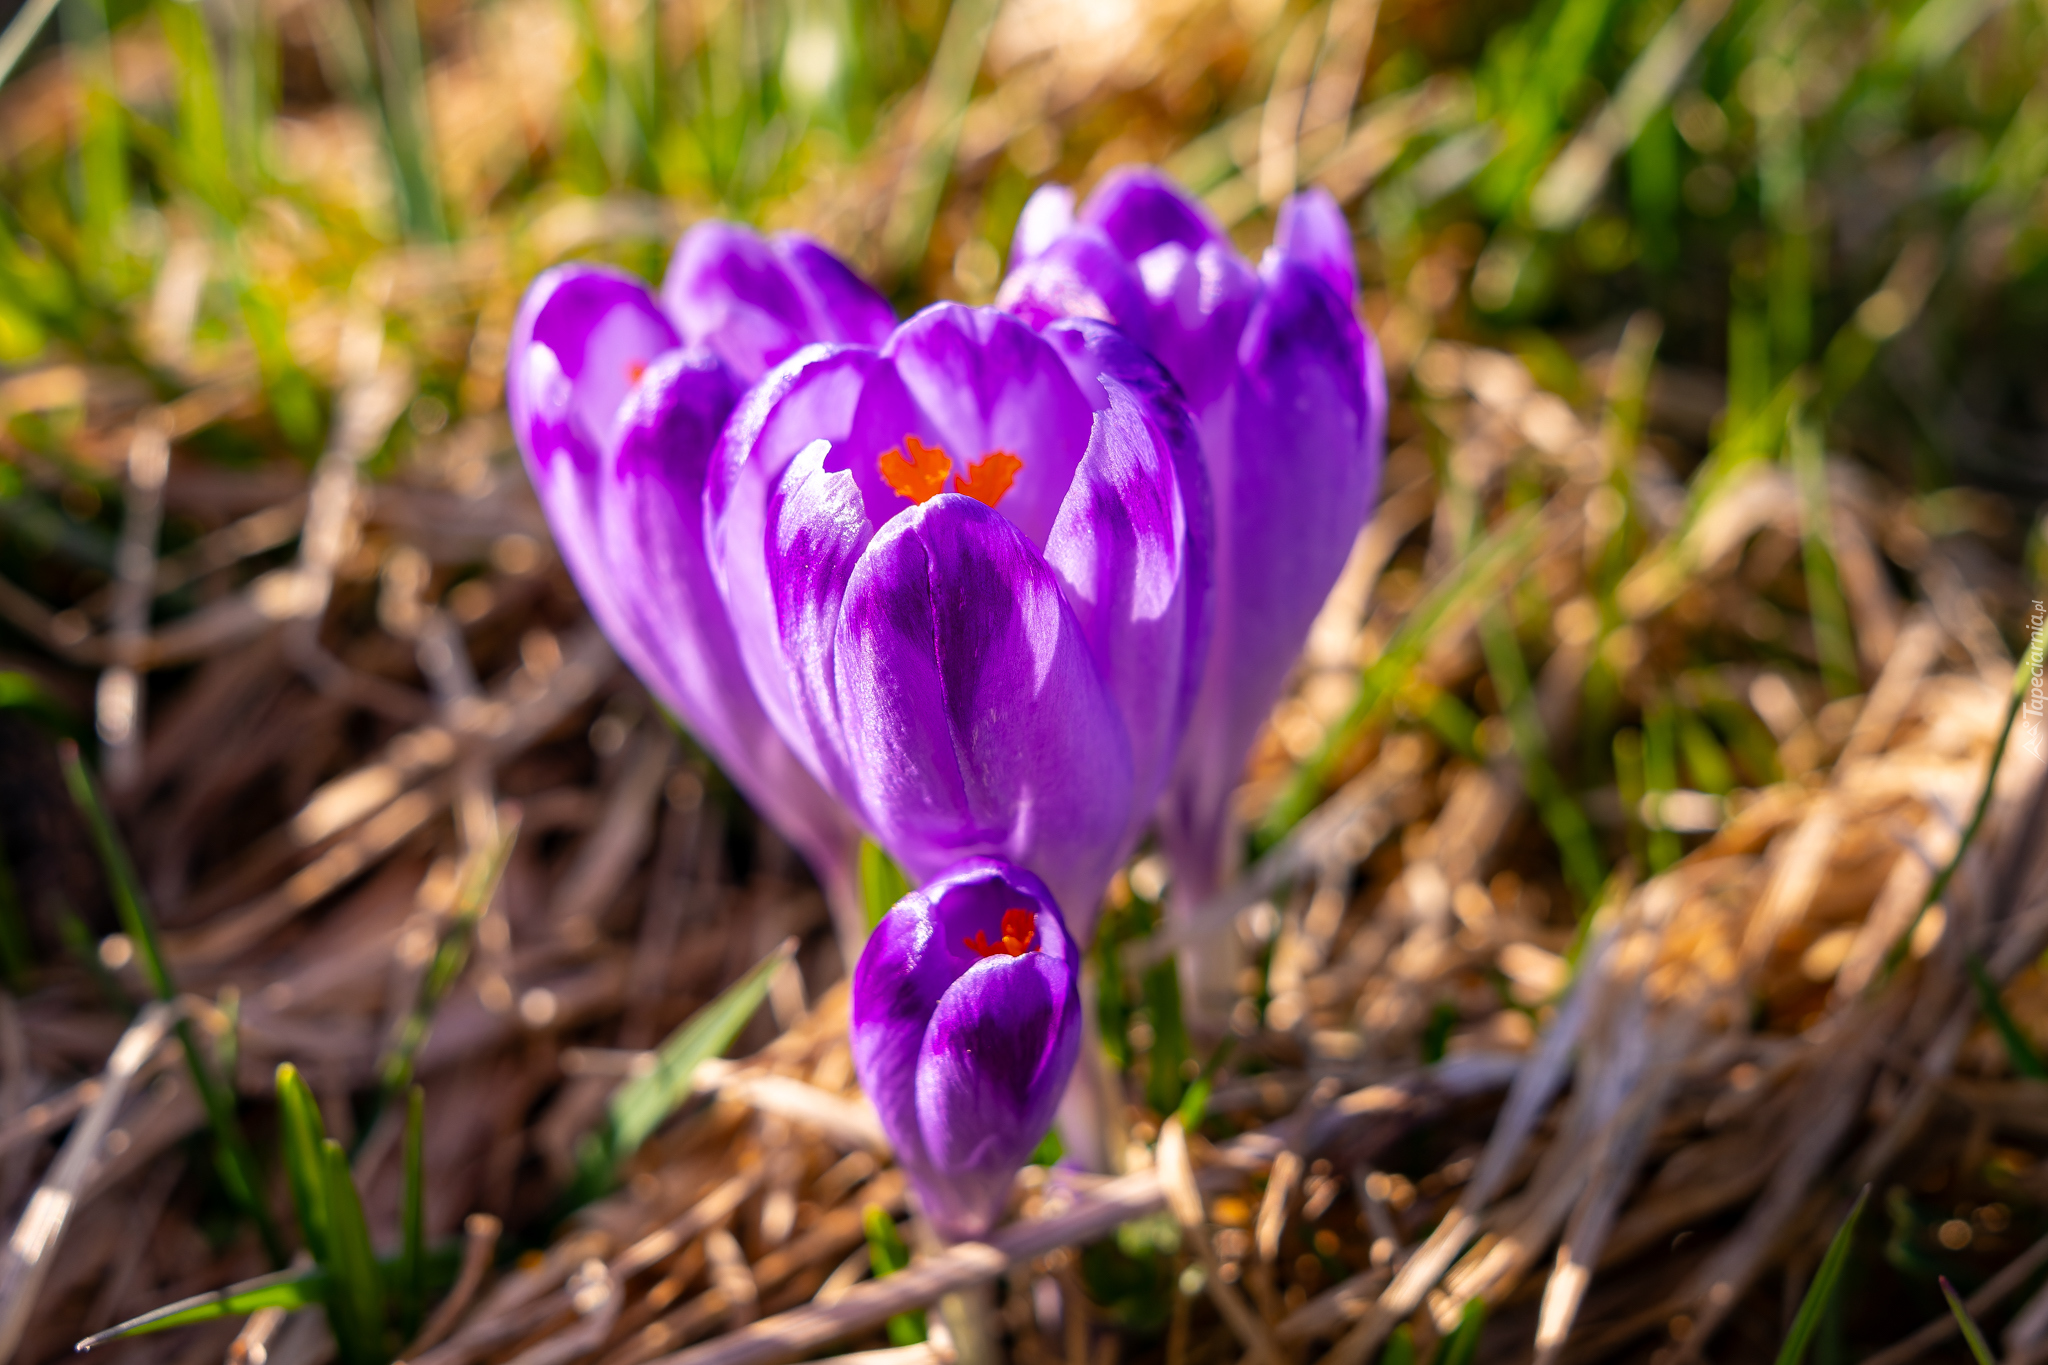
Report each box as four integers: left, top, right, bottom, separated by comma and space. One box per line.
401, 1084, 427, 1335
380, 810, 521, 1101
1882, 615, 2048, 980
60, 741, 285, 1265
321, 1137, 386, 1365
1941, 1276, 1997, 1365
1775, 1184, 1870, 1365
76, 1266, 328, 1349
860, 839, 915, 931
571, 937, 795, 1202
1966, 955, 2048, 1079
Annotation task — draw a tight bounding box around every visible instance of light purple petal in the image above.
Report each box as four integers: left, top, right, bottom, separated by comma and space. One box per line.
884, 304, 1094, 552
1078, 165, 1226, 260
506, 264, 680, 702
708, 345, 920, 787
1163, 256, 1382, 895
849, 858, 1077, 1240
994, 228, 1152, 348
772, 233, 897, 348
915, 948, 1079, 1237
831, 497, 1134, 930
1009, 184, 1076, 267
1037, 320, 1211, 856
660, 223, 893, 385
604, 352, 858, 874
1269, 187, 1356, 304
1130, 240, 1259, 410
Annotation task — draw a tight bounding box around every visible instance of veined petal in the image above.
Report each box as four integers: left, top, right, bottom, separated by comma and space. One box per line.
1038, 321, 1212, 854
708, 346, 919, 786
605, 352, 857, 872
831, 497, 1134, 930
661, 223, 893, 385
1165, 255, 1381, 890
849, 859, 1077, 1239
507, 265, 681, 697
1078, 164, 1226, 260
915, 948, 1079, 1237
884, 304, 1094, 552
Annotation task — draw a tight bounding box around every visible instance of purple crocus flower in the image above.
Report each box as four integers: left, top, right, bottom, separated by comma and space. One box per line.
1000, 168, 1386, 944
506, 223, 893, 950
851, 857, 1081, 1239
706, 302, 1210, 938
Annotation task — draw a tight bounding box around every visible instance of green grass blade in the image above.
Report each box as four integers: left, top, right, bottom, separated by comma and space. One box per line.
0, 669, 84, 739
380, 813, 520, 1100
1966, 956, 2048, 1079
276, 1063, 333, 1264
76, 1266, 328, 1349
1479, 609, 1608, 903
860, 839, 914, 931
1432, 1297, 1487, 1365
1775, 1184, 1871, 1365
1883, 617, 2048, 980
1787, 408, 1859, 697
1940, 1276, 1997, 1365
1260, 507, 1543, 848
1380, 1325, 1417, 1365
574, 937, 794, 1198
863, 1204, 928, 1346
401, 1084, 426, 1337
61, 741, 285, 1265
319, 1137, 386, 1365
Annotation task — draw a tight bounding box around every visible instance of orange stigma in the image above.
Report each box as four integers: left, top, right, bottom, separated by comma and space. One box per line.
625, 359, 647, 383
955, 451, 1023, 508
879, 435, 952, 504
964, 908, 1038, 959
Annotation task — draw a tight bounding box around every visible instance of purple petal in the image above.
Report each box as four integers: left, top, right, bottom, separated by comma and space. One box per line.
915, 948, 1079, 1237
1036, 321, 1211, 854
708, 346, 921, 786
1269, 187, 1357, 304
605, 353, 859, 874
660, 223, 893, 384
884, 304, 1094, 552
1009, 184, 1076, 267
830, 497, 1134, 930
1164, 256, 1383, 895
1131, 240, 1259, 410
506, 264, 680, 701
995, 229, 1153, 348
1078, 165, 1226, 260
772, 233, 898, 348
849, 858, 1077, 1239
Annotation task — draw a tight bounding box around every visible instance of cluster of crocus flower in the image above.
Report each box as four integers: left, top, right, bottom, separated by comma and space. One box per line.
509, 169, 1382, 1240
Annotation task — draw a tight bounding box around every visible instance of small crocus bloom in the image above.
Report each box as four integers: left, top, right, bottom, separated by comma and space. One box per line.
708, 302, 1210, 937
506, 223, 893, 948
1000, 168, 1386, 920
851, 858, 1081, 1239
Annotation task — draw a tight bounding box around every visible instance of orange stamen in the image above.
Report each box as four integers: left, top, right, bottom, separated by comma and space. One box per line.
954, 451, 1023, 509
964, 908, 1038, 959
625, 360, 647, 383
879, 435, 952, 504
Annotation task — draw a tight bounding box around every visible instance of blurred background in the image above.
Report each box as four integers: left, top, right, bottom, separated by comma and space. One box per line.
6, 0, 2048, 1360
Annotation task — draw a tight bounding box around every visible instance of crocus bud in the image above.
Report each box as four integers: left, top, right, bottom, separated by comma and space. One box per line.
507, 225, 895, 951
851, 858, 1081, 1240
708, 302, 1211, 938
1000, 168, 1386, 975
